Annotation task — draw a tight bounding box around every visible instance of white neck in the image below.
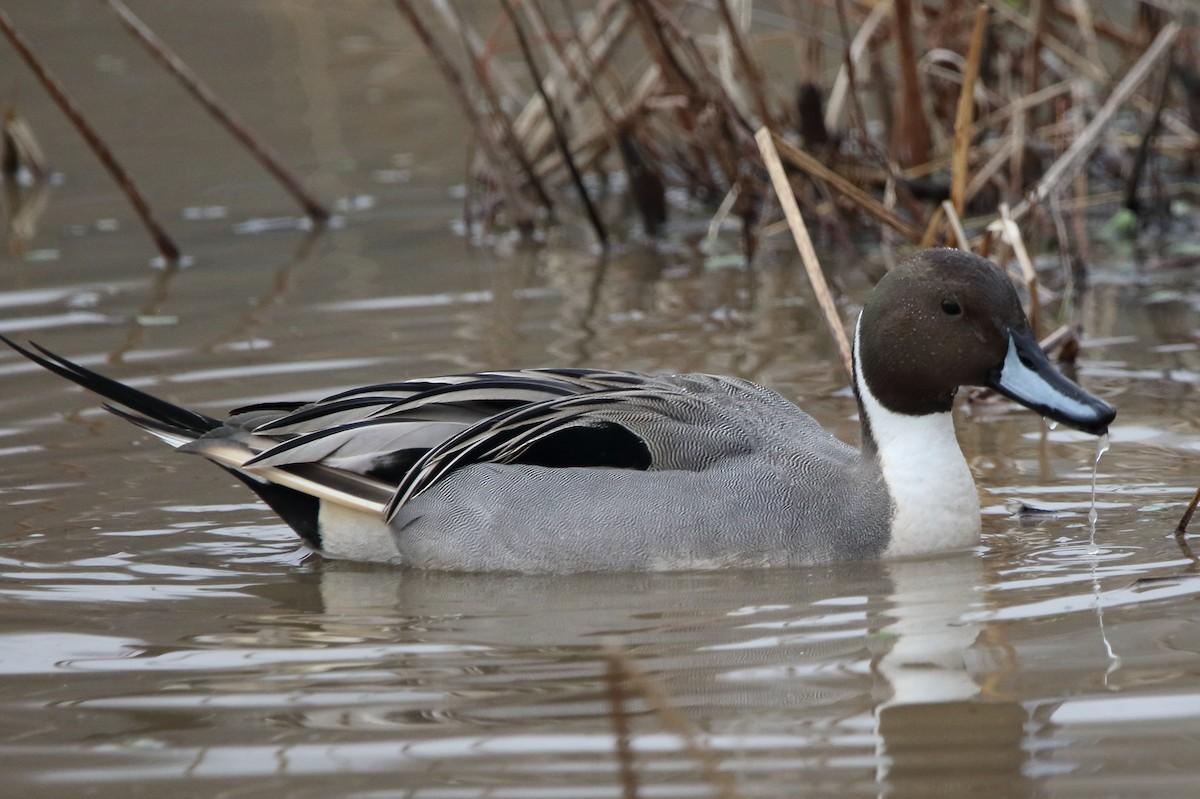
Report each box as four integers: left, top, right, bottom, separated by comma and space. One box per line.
854, 317, 981, 557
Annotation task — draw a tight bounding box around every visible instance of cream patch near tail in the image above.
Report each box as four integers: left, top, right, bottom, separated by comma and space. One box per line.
317, 501, 404, 564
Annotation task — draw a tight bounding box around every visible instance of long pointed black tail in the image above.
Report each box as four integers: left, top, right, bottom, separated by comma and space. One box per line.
1, 335, 222, 440
2, 335, 326, 549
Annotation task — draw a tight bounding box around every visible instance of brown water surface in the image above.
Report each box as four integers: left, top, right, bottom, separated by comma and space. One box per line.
2, 3, 1200, 797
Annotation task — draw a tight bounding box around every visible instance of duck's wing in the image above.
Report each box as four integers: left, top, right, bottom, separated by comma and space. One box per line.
238, 370, 664, 481
237, 370, 773, 522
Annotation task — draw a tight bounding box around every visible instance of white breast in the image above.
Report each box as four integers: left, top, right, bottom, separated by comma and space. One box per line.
854, 321, 981, 557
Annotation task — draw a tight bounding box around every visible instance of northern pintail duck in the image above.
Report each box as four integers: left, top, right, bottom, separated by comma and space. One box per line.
3, 249, 1114, 571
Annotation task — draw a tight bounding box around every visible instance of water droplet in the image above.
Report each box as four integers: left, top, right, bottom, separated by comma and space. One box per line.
1088, 433, 1110, 550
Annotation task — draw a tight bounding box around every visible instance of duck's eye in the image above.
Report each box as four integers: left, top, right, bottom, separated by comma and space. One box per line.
940, 298, 962, 316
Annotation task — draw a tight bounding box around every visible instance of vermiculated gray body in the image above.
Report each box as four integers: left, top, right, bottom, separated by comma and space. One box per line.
394, 374, 892, 571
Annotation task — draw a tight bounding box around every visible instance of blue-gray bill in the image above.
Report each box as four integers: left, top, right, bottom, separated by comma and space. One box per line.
987, 328, 1115, 436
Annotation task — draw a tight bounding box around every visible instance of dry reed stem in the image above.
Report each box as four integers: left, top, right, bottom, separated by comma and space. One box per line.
891, 0, 932, 166
714, 0, 773, 126
951, 5, 989, 216
1066, 0, 1105, 78
961, 141, 1008, 207
103, 0, 329, 222
443, 0, 556, 214
4, 181, 49, 256
634, 0, 759, 184
1131, 90, 1200, 143
1022, 0, 1048, 108
521, 1, 588, 130
524, 3, 663, 235
1124, 61, 1172, 213
512, 0, 627, 147
527, 64, 660, 188
1011, 21, 1181, 221
985, 0, 1108, 83
972, 80, 1072, 140
1, 109, 46, 180
501, 0, 607, 245
429, 0, 525, 100
1047, 190, 1075, 284
919, 203, 944, 248
1177, 485, 1200, 537
706, 184, 741, 250
628, 1, 697, 97
1037, 324, 1074, 358
624, 2, 727, 195
830, 0, 869, 144
522, 0, 619, 137
769, 132, 924, 244
604, 643, 741, 799
941, 199, 970, 250
393, 0, 536, 229
1050, 1, 1143, 50
994, 203, 1042, 337
0, 9, 180, 262
755, 127, 853, 382
825, 0, 893, 132
641, 2, 756, 136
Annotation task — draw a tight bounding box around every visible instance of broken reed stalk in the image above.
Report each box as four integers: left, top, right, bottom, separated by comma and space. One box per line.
1177, 485, 1200, 537
4, 181, 50, 256
891, 0, 931, 166
919, 202, 946, 248
1066, 0, 1104, 76
1052, 1, 1141, 50
1038, 324, 1075, 358
985, 0, 1107, 83
1124, 61, 1171, 213
755, 127, 853, 382
604, 643, 741, 799
518, 1, 588, 136
511, 0, 628, 161
830, 0, 872, 143
626, 2, 751, 197
102, 0, 329, 222
440, 0, 557, 216
1, 109, 47, 180
520, 0, 617, 133
951, 5, 989, 217
941, 200, 970, 250
995, 203, 1042, 337
769, 132, 924, 244
604, 648, 640, 799
1022, 0, 1048, 113
393, 0, 537, 231
824, 0, 891, 133
1011, 21, 1181, 221
628, 1, 698, 98
713, 0, 773, 126
0, 10, 180, 262
501, 0, 608, 246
